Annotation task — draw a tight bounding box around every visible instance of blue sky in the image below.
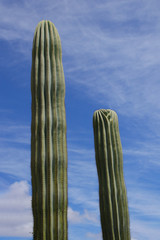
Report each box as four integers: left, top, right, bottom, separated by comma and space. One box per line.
0, 0, 160, 239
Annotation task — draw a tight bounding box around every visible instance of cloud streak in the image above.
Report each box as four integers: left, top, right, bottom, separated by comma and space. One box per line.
1, 0, 160, 119
0, 123, 30, 181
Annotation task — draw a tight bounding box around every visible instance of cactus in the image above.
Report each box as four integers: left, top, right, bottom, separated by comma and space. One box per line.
93, 109, 130, 240
31, 20, 68, 240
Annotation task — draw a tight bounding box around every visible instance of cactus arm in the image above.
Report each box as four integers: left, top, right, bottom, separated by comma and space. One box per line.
93, 109, 130, 240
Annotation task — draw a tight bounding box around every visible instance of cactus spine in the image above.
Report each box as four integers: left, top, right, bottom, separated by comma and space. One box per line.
31, 20, 68, 240
93, 109, 130, 240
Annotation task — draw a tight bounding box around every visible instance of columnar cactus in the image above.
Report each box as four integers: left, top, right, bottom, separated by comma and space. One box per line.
31, 20, 68, 240
93, 109, 130, 240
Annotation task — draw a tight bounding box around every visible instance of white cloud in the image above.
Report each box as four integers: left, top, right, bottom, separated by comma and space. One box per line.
0, 181, 32, 237
68, 207, 83, 224
68, 207, 99, 226
86, 232, 102, 240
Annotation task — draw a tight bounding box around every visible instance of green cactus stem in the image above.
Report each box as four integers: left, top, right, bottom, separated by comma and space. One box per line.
31, 20, 68, 240
93, 109, 130, 240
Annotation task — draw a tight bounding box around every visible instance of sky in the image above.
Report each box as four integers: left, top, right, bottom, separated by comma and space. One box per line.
0, 0, 160, 239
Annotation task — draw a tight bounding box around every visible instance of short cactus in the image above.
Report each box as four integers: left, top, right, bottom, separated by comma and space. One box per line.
31, 20, 68, 240
93, 109, 130, 240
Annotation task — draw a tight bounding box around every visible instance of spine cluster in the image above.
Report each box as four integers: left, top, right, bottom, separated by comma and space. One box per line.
31, 20, 68, 240
93, 109, 130, 240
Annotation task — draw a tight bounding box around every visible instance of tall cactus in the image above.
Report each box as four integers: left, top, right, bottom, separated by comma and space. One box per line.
31, 20, 68, 240
93, 109, 130, 240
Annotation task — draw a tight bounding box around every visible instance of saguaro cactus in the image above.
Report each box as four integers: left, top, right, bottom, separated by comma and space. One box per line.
31, 20, 68, 240
93, 109, 130, 240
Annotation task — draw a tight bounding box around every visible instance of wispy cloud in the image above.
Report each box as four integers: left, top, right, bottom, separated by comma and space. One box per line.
1, 0, 160, 119
131, 219, 160, 240
123, 139, 160, 168
0, 124, 30, 145
0, 122, 30, 181
68, 144, 99, 210
125, 176, 160, 240
128, 188, 160, 219
0, 146, 30, 180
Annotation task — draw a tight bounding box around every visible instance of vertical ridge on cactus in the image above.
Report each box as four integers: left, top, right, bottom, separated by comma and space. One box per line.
93, 109, 130, 240
31, 20, 68, 240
